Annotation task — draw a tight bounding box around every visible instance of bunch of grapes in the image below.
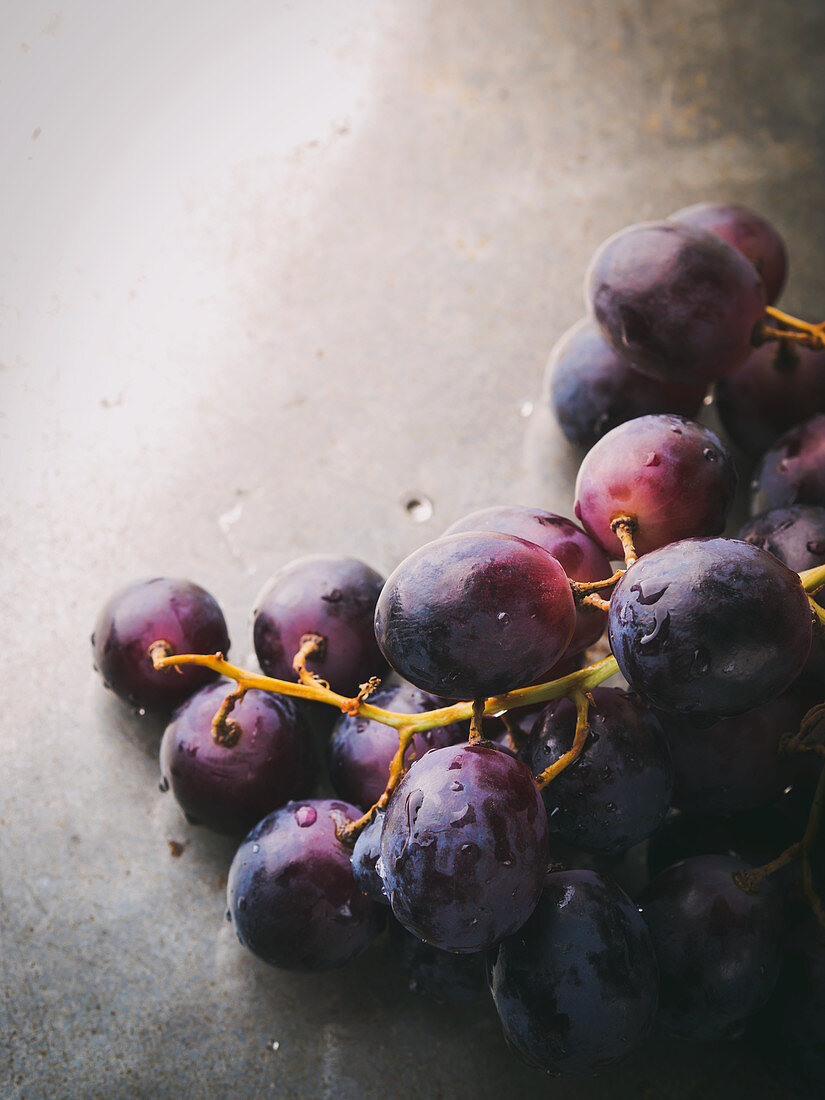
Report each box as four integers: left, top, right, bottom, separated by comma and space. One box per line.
92, 202, 825, 1092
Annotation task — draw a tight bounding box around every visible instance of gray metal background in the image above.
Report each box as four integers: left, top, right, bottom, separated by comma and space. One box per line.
2, 1, 824, 1096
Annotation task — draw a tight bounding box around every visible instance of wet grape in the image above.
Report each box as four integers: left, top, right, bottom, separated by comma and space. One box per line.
387, 918, 488, 1004
374, 532, 576, 700
379, 742, 548, 952
547, 318, 706, 449
92, 577, 230, 712
586, 220, 766, 385
751, 413, 825, 515
350, 811, 388, 905
574, 415, 736, 559
608, 538, 812, 718
488, 871, 658, 1074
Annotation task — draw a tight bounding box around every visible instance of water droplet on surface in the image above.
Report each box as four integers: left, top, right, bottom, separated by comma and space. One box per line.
295, 805, 317, 828
644, 451, 660, 467
519, 400, 534, 418
450, 780, 464, 792
224, 909, 231, 922
252, 843, 260, 853
404, 494, 434, 523
270, 1041, 280, 1052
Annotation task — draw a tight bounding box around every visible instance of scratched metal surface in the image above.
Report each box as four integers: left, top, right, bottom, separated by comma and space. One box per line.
2, 1, 824, 1096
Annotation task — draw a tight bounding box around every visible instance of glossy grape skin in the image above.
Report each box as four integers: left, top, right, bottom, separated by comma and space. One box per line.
547, 319, 706, 450
328, 683, 463, 811
252, 555, 387, 697
714, 341, 825, 459
646, 808, 800, 882
751, 414, 825, 515
608, 538, 812, 719
227, 799, 383, 971
574, 415, 737, 559
158, 682, 318, 835
488, 871, 658, 1075
527, 688, 673, 855
374, 532, 576, 700
669, 201, 787, 305
750, 921, 825, 1094
443, 505, 612, 657
739, 505, 825, 680
350, 812, 388, 905
92, 577, 230, 712
659, 689, 807, 816
639, 855, 784, 1042
387, 919, 488, 1005
379, 743, 549, 953
586, 220, 767, 386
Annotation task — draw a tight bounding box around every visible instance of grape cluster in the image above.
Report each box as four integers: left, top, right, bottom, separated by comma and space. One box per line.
93, 201, 825, 1090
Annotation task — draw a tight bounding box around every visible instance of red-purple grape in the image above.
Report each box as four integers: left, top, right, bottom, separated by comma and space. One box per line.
443, 505, 612, 657
586, 220, 767, 385
92, 577, 230, 712
751, 413, 825, 515
574, 415, 736, 559
669, 201, 787, 304
328, 683, 463, 810
378, 743, 549, 952
488, 871, 659, 1074
227, 799, 384, 971
608, 538, 812, 718
527, 687, 673, 855
639, 855, 784, 1041
714, 339, 825, 458
374, 532, 576, 700
159, 682, 318, 834
350, 811, 388, 905
547, 318, 706, 449
252, 555, 387, 696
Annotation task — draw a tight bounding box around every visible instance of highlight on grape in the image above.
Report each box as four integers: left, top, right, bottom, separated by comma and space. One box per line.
93, 201, 825, 1091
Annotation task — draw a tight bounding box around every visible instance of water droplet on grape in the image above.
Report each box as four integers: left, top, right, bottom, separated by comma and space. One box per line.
295, 805, 317, 828
252, 843, 260, 853
703, 447, 718, 461
639, 608, 670, 645
644, 451, 660, 467
807, 539, 825, 555
237, 896, 247, 911
450, 780, 464, 792
497, 611, 510, 625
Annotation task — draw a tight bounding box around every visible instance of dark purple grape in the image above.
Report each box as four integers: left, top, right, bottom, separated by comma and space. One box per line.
547, 318, 706, 449
488, 871, 658, 1074
379, 743, 548, 952
646, 808, 800, 882
586, 220, 766, 385
443, 504, 612, 659
158, 682, 318, 834
751, 414, 825, 515
92, 577, 230, 712
750, 920, 825, 1093
350, 812, 388, 905
714, 340, 825, 458
574, 415, 737, 559
739, 505, 825, 682
387, 919, 488, 1005
252, 555, 387, 697
669, 202, 787, 305
374, 532, 576, 700
639, 855, 784, 1041
328, 683, 462, 810
227, 799, 383, 971
660, 690, 807, 816
527, 688, 673, 855
608, 538, 812, 718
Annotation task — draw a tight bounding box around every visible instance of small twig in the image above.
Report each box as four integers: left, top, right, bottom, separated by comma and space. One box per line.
501, 711, 529, 752
336, 724, 418, 846
340, 676, 383, 717
582, 593, 611, 612
468, 698, 486, 744
610, 516, 638, 566
148, 639, 175, 670
570, 569, 626, 600
211, 685, 247, 747
292, 633, 328, 687
534, 691, 591, 789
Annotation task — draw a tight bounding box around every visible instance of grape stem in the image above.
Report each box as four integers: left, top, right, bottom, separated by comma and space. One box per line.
570, 569, 626, 598
801, 563, 825, 595
468, 698, 485, 744
762, 307, 825, 351
534, 692, 592, 789
610, 516, 638, 566
292, 633, 328, 687
210, 685, 246, 747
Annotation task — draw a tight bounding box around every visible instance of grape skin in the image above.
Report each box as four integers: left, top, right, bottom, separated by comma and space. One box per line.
387, 919, 488, 1005
547, 318, 706, 450
527, 687, 673, 855
608, 538, 812, 718
488, 871, 659, 1074
374, 532, 576, 700
750, 413, 825, 515
350, 811, 388, 905
443, 504, 612, 657
92, 577, 230, 712
379, 743, 549, 953
328, 683, 463, 810
159, 683, 318, 835
669, 201, 787, 305
639, 855, 784, 1042
586, 220, 766, 386
227, 799, 384, 971
574, 415, 737, 559
253, 555, 387, 697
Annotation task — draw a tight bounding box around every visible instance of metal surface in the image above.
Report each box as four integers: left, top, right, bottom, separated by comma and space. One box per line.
2, 1, 824, 1096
